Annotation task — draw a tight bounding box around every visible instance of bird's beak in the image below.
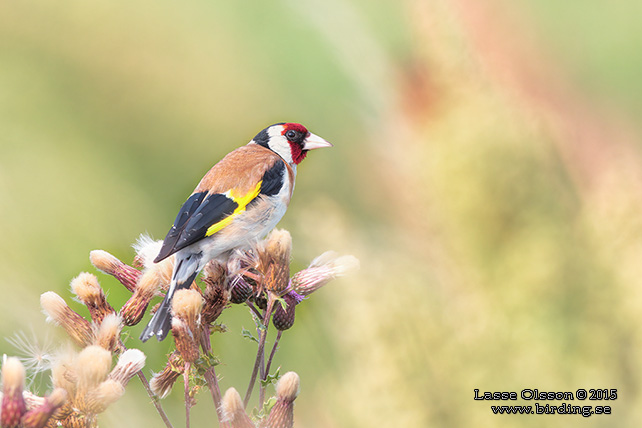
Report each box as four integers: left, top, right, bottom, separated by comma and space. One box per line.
303, 133, 333, 150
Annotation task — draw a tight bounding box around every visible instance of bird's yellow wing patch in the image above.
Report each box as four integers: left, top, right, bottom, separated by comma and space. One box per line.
205, 181, 262, 237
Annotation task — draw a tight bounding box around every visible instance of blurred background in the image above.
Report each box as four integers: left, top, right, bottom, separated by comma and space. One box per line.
2, 0, 642, 426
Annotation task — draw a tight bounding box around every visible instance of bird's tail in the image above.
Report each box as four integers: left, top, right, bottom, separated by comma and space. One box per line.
139, 269, 198, 342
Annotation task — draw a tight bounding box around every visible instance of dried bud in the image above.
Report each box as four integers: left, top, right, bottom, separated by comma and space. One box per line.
83, 379, 125, 414
21, 388, 67, 428
120, 269, 162, 326
90, 250, 141, 293
76, 346, 112, 399
264, 372, 300, 428
220, 387, 255, 428
259, 230, 291, 293
40, 292, 94, 347
94, 313, 123, 352
292, 252, 359, 296
1, 357, 27, 428
150, 351, 184, 399
108, 349, 146, 387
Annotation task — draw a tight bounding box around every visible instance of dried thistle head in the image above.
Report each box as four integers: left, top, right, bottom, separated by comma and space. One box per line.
70, 272, 115, 325
75, 346, 112, 401
133, 234, 174, 289
171, 317, 200, 363
172, 289, 204, 329
83, 379, 125, 414
220, 387, 255, 428
258, 230, 292, 293
20, 388, 67, 428
291, 252, 359, 296
40, 292, 94, 347
90, 250, 141, 293
108, 349, 146, 387
120, 269, 163, 326
1, 357, 27, 428
202, 261, 231, 323
264, 371, 300, 428
51, 349, 78, 397
150, 351, 184, 399
93, 313, 123, 352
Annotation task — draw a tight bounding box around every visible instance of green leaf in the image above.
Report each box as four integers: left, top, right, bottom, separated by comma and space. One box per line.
210, 323, 228, 334
194, 351, 221, 376
260, 366, 281, 388
275, 296, 287, 311
241, 327, 259, 344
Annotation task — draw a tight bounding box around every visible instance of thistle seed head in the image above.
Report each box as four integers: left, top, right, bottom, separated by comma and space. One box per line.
149, 351, 184, 399
108, 349, 146, 387
220, 387, 255, 428
1, 357, 27, 428
76, 346, 112, 398
291, 253, 359, 296
83, 379, 125, 414
120, 269, 163, 326
93, 313, 123, 352
171, 317, 200, 363
40, 292, 94, 347
258, 230, 292, 293
172, 289, 204, 328
264, 371, 300, 428
20, 388, 67, 428
89, 250, 141, 293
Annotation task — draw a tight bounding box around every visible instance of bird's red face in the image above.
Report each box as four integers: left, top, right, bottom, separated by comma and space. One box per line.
253, 123, 332, 165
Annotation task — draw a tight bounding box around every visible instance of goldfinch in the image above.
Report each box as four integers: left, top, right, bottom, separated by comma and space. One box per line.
140, 123, 332, 341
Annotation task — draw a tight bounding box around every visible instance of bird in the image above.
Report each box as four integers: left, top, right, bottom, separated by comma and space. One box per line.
140, 122, 332, 341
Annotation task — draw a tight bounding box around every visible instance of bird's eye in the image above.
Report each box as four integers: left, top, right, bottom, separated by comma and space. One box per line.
285, 130, 298, 141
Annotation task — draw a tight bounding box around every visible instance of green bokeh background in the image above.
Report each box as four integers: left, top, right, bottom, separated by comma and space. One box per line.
2, 0, 642, 427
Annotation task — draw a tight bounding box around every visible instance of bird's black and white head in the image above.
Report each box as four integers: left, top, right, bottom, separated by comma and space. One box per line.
251, 123, 332, 165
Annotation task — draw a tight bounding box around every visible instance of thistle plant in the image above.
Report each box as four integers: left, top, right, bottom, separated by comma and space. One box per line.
1, 229, 358, 428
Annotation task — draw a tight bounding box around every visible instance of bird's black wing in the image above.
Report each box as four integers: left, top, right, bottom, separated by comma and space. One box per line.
153, 161, 286, 263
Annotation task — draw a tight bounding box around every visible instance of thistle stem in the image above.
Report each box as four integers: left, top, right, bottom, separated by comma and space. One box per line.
136, 371, 174, 428
184, 362, 191, 428
200, 326, 224, 421
118, 337, 173, 428
265, 330, 283, 380
243, 294, 276, 408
